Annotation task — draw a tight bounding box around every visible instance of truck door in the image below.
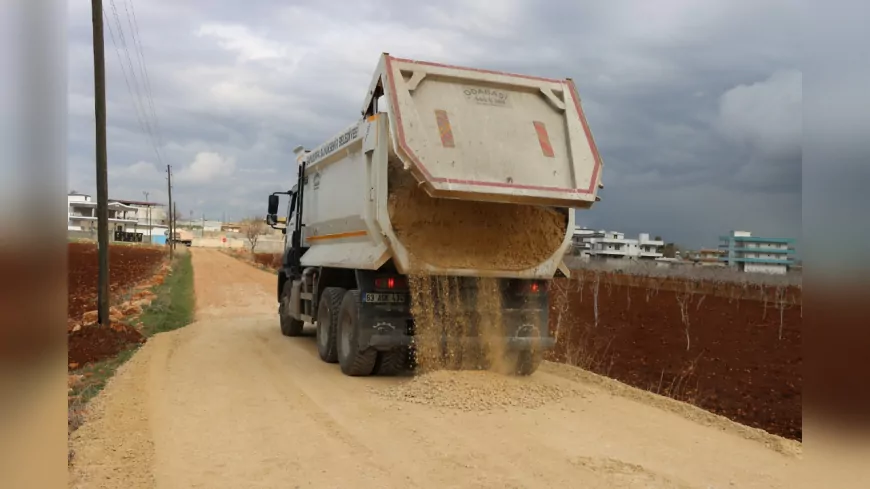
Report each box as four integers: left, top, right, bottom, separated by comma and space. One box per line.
285, 191, 296, 252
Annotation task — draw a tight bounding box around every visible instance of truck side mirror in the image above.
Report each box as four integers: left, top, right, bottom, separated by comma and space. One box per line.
266, 214, 276, 226
267, 194, 279, 215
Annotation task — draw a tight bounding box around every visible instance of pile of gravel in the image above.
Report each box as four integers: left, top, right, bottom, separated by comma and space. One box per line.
374, 370, 584, 412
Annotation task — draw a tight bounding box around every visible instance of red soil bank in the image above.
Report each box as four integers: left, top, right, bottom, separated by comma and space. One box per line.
68, 242, 166, 321
548, 273, 802, 441
68, 323, 146, 367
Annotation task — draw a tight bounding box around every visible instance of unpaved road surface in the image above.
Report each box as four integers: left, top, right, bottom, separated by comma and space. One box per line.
69, 249, 803, 489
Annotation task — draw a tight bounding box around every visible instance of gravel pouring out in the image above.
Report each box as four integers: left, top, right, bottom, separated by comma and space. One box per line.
387, 162, 566, 272
388, 163, 564, 373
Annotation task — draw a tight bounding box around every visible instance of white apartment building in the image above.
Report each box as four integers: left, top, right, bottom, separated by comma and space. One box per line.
68, 193, 169, 242
571, 228, 665, 261
570, 227, 597, 255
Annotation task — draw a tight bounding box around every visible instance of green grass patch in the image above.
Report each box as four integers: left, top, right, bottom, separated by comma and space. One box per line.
69, 346, 139, 406
139, 251, 195, 336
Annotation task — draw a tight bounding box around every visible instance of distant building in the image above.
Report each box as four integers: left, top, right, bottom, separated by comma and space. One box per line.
176, 219, 223, 233
719, 230, 796, 275
570, 227, 597, 255
696, 248, 727, 267
67, 193, 168, 243
109, 197, 168, 227
571, 228, 665, 261
203, 220, 222, 232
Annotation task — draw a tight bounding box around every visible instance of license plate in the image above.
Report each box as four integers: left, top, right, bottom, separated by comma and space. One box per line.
364, 293, 406, 304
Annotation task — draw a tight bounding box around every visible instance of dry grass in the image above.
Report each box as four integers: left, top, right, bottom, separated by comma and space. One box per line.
564, 257, 802, 288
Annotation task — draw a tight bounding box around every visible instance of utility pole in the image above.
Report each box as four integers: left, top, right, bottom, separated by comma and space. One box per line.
92, 0, 110, 327
167, 164, 173, 259
143, 191, 150, 243
174, 202, 179, 251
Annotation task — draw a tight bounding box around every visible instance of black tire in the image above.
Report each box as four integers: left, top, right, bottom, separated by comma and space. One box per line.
337, 290, 377, 376
374, 348, 410, 376
514, 350, 543, 376
279, 283, 304, 337
316, 287, 345, 363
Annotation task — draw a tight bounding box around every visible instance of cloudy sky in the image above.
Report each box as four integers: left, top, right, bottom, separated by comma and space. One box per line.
66, 0, 801, 250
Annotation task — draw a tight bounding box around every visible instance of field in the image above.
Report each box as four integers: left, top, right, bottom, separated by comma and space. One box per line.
67, 242, 167, 367
68, 242, 167, 321
549, 271, 801, 441
230, 252, 801, 441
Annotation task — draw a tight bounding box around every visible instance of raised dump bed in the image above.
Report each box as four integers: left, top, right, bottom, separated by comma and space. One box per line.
292, 54, 604, 280
368, 56, 603, 209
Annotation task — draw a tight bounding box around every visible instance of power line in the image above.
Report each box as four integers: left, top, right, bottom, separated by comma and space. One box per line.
103, 10, 162, 165
105, 0, 168, 170
103, 10, 152, 155
107, 0, 153, 139
124, 0, 164, 148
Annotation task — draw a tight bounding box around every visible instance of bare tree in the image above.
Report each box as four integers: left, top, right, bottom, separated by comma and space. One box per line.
550, 278, 572, 345
775, 285, 788, 339
675, 280, 697, 351
242, 216, 267, 252
592, 272, 601, 328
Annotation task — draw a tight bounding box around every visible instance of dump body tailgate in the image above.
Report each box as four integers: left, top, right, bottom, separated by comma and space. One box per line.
375, 55, 603, 208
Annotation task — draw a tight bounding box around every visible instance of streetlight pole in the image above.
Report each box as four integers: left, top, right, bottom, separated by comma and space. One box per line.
143, 191, 150, 243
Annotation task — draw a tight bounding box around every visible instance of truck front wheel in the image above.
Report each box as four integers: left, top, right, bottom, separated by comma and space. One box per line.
279, 284, 304, 337
337, 290, 377, 376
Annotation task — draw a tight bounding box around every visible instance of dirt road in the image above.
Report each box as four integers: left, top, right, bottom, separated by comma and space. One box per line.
69, 249, 803, 489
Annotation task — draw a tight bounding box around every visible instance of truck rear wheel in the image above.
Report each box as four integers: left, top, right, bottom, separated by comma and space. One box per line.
374, 348, 410, 376
279, 285, 304, 337
316, 287, 345, 363
513, 351, 543, 376
337, 290, 377, 376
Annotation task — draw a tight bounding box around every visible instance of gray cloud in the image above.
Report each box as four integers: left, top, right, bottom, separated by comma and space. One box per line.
67, 0, 801, 245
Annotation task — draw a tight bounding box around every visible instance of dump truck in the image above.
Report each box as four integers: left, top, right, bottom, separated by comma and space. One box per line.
265, 54, 603, 377
167, 229, 193, 247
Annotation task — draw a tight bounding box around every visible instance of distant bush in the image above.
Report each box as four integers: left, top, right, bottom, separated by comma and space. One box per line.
253, 253, 281, 270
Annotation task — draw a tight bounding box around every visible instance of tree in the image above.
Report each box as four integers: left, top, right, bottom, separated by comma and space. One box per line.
242, 216, 267, 252
663, 243, 681, 258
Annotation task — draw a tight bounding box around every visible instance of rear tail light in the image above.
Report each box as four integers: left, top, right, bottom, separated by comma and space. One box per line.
506, 279, 546, 295
375, 276, 407, 289
528, 281, 546, 294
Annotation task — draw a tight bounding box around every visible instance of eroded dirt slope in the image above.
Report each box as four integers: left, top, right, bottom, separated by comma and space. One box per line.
68, 249, 804, 489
